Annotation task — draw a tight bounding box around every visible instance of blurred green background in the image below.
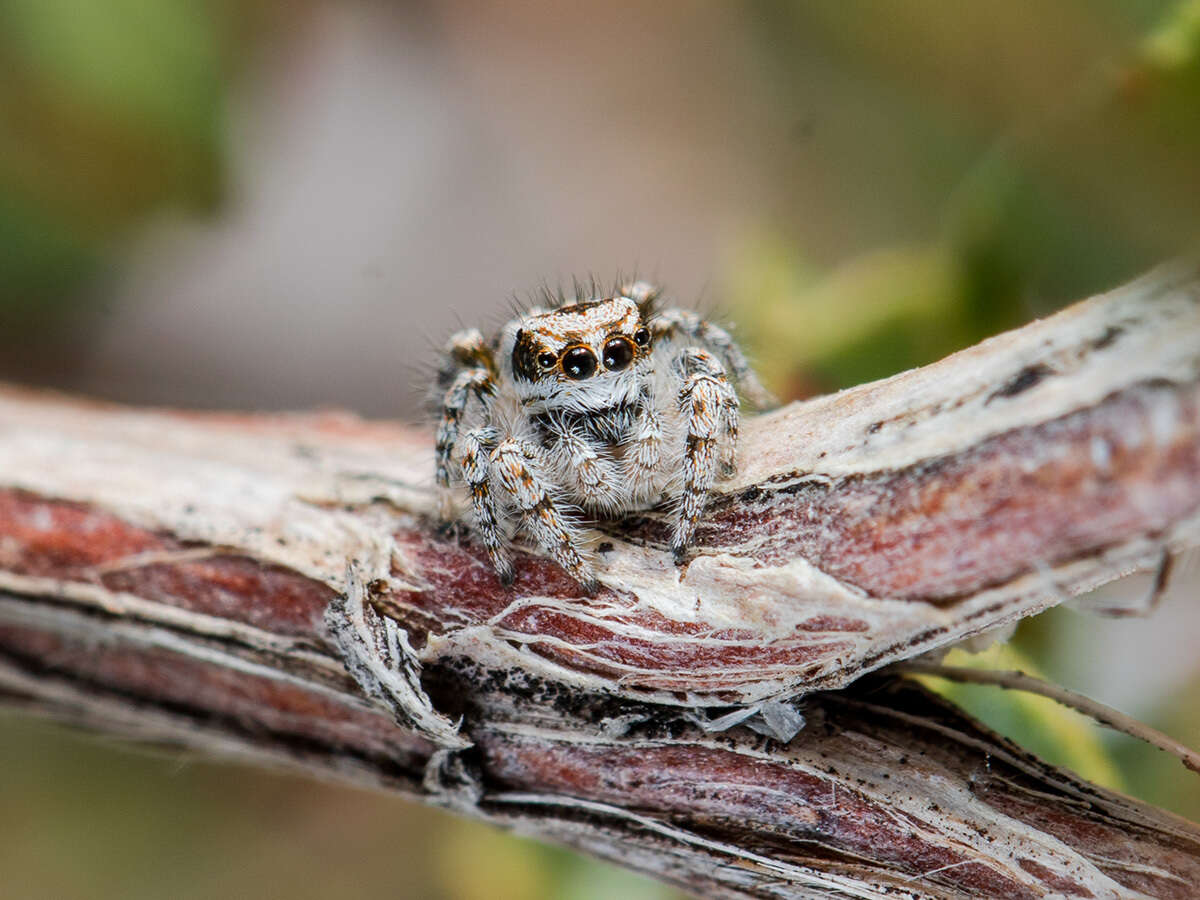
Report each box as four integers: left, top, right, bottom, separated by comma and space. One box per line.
1, 2, 1199, 898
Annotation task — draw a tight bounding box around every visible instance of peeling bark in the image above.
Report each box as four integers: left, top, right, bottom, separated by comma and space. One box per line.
0, 264, 1198, 898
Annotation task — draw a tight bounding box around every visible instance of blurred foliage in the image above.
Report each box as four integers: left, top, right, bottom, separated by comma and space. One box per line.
0, 0, 237, 329
0, 712, 681, 900
439, 820, 676, 900
1123, 669, 1200, 822
728, 239, 1009, 393
731, 0, 1200, 396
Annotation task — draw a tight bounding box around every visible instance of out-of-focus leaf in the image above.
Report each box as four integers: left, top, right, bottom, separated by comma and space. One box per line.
435, 819, 681, 900
0, 193, 99, 327
0, 0, 223, 143
1141, 0, 1200, 70
941, 148, 1150, 316
727, 237, 994, 395
0, 0, 232, 325
435, 818, 555, 900
542, 844, 684, 900
0, 0, 227, 227
745, 1, 1200, 325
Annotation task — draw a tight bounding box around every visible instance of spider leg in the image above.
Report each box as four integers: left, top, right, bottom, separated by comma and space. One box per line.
718, 386, 739, 478
434, 328, 498, 485
552, 424, 620, 511
625, 390, 664, 499
652, 307, 775, 410
435, 366, 496, 522
435, 328, 495, 389
460, 426, 512, 585
490, 437, 597, 592
673, 348, 738, 563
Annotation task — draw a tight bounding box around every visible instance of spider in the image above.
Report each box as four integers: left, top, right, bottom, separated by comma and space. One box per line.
434, 281, 773, 591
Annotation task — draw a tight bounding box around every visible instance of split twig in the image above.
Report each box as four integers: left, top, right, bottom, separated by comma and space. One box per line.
899, 661, 1200, 775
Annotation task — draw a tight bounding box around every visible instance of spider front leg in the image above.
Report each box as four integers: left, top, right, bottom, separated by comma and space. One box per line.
673, 348, 739, 564
459, 427, 512, 585
489, 437, 597, 592
625, 392, 664, 499
552, 426, 619, 510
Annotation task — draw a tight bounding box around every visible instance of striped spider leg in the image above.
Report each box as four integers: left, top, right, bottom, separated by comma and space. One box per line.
649, 306, 776, 413
671, 348, 740, 561
434, 328, 497, 521
434, 282, 768, 589
469, 435, 596, 591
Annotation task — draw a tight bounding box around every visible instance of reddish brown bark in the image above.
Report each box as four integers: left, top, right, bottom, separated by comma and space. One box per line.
1, 264, 1199, 897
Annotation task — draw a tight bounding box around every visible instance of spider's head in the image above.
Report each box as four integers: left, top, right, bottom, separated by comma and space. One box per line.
506, 295, 653, 411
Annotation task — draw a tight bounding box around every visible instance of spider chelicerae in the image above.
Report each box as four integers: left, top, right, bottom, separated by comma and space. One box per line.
434, 280, 772, 591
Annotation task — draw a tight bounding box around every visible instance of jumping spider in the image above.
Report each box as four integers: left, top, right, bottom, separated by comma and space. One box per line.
434, 281, 772, 591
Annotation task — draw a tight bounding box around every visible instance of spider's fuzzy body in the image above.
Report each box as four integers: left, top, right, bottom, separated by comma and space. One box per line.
434, 282, 771, 590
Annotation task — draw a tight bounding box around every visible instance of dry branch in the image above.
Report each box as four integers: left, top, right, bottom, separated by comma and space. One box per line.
0, 264, 1198, 898
897, 661, 1200, 775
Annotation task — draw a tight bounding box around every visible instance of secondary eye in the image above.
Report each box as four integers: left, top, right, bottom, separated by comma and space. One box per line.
603, 337, 634, 371
562, 346, 597, 380
537, 352, 557, 369
633, 327, 650, 346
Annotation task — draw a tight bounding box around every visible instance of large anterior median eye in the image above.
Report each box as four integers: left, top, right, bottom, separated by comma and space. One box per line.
603, 337, 634, 371
562, 346, 598, 380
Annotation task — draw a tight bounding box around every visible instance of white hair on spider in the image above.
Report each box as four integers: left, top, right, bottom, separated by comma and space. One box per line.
432, 279, 773, 591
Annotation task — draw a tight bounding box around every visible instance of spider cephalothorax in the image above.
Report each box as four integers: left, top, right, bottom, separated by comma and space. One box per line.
434, 281, 772, 590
